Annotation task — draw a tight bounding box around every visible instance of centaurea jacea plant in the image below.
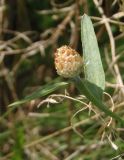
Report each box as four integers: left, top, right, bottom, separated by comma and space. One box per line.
54, 14, 124, 125
9, 15, 124, 125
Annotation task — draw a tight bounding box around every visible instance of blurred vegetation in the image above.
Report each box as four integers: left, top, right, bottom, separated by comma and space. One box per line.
0, 0, 124, 159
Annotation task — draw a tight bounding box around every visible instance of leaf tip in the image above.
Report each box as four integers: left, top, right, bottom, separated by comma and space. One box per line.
82, 14, 89, 19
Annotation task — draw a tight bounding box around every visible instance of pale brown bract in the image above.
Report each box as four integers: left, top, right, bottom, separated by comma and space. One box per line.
54, 45, 83, 78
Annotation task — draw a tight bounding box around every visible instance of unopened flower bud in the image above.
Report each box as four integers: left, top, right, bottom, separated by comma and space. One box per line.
54, 45, 83, 78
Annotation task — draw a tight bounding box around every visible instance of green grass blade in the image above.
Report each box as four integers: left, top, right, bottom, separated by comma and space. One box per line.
81, 14, 105, 98
73, 77, 124, 125
9, 82, 68, 107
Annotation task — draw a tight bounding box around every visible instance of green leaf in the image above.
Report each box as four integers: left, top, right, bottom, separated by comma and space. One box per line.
73, 77, 124, 125
81, 14, 105, 98
9, 82, 68, 107
79, 15, 124, 124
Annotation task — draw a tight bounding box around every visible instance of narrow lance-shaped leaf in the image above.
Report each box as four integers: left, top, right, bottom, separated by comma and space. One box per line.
73, 77, 124, 125
81, 14, 105, 99
76, 14, 124, 124
9, 82, 68, 107
1, 81, 67, 119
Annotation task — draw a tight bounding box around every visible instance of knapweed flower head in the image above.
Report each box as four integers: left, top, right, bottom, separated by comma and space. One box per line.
54, 45, 83, 78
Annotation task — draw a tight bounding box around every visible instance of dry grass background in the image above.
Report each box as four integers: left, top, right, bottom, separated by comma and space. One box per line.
0, 0, 124, 159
